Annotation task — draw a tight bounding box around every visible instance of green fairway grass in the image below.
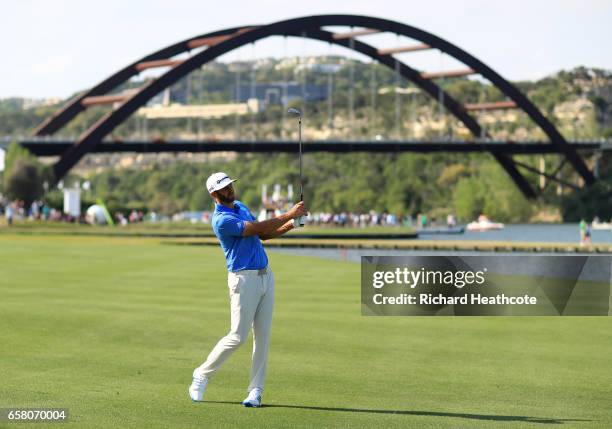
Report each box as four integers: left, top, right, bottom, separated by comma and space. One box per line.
0, 234, 610, 428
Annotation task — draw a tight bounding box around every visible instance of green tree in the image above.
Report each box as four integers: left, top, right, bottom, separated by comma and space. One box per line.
453, 177, 484, 221
452, 160, 533, 222
4, 159, 45, 205
2, 141, 52, 205
560, 182, 612, 221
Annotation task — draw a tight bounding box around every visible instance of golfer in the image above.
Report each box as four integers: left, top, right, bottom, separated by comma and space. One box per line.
189, 172, 307, 407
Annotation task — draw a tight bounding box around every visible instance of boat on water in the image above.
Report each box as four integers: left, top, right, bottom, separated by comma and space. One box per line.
592, 221, 612, 230
466, 215, 504, 232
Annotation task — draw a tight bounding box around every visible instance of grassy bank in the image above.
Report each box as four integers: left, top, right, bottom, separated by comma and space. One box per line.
0, 220, 415, 238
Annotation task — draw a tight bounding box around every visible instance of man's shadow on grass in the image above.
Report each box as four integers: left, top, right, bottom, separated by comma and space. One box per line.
205, 401, 590, 425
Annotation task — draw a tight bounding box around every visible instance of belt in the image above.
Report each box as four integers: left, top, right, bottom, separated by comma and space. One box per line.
231, 267, 268, 276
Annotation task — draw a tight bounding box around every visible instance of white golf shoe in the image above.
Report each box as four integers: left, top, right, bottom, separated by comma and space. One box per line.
242, 388, 262, 408
188, 371, 208, 402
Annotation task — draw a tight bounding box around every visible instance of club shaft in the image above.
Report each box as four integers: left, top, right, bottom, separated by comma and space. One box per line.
299, 118, 303, 201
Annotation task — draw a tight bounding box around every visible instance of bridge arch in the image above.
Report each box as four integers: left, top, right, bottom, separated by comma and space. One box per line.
35, 14, 594, 198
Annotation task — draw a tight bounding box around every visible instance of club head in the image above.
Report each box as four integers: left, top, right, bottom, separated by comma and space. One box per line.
287, 108, 302, 117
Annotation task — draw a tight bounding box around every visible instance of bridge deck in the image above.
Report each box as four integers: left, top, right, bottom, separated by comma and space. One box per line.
5, 139, 607, 156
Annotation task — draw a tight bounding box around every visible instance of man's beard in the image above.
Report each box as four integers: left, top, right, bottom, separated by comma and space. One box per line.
217, 191, 235, 204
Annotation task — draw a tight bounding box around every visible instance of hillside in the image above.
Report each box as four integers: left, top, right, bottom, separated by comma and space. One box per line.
1, 61, 612, 222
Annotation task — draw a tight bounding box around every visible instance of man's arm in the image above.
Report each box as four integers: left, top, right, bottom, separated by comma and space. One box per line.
259, 219, 294, 241
242, 202, 307, 238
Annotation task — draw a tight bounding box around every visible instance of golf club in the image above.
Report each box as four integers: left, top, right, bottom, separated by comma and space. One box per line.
288, 108, 306, 227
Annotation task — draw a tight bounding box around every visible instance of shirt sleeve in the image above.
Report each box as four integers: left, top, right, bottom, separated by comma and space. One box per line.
216, 215, 245, 237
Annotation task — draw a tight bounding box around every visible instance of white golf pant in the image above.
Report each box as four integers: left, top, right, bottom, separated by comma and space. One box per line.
195, 267, 274, 392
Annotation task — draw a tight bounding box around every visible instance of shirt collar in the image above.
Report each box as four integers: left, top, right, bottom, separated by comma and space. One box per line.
215, 202, 240, 214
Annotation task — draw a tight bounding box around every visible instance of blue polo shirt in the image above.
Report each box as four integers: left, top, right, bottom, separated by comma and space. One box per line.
212, 201, 268, 272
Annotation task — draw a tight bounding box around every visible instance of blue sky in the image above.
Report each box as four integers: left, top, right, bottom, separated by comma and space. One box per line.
2, 0, 610, 98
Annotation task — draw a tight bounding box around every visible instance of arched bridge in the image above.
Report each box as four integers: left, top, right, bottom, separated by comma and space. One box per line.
32, 14, 596, 198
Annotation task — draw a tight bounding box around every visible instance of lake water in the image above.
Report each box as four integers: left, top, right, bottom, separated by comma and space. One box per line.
268, 223, 612, 262
417, 223, 612, 244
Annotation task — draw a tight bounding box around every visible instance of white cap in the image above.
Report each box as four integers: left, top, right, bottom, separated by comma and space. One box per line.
205, 172, 238, 194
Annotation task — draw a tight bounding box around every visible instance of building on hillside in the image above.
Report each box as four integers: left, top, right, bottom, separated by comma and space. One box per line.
232, 82, 329, 106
